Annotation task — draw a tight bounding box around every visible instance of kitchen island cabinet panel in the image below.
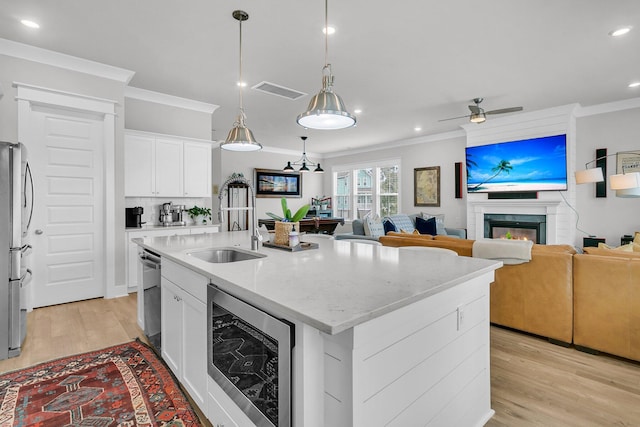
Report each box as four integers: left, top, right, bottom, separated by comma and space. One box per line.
161, 259, 208, 412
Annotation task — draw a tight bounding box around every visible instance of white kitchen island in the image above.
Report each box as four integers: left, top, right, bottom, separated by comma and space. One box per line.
134, 231, 501, 427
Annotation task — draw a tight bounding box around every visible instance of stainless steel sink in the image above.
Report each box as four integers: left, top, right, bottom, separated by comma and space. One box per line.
187, 247, 266, 263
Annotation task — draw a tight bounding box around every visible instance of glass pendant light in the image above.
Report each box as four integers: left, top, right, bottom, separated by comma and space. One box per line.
296, 0, 356, 130
221, 10, 262, 152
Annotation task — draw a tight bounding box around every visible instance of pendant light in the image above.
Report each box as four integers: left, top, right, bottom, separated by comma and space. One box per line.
296, 0, 356, 130
221, 10, 262, 152
283, 136, 324, 173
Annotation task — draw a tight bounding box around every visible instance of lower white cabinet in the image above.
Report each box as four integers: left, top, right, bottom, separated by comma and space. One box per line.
161, 260, 208, 414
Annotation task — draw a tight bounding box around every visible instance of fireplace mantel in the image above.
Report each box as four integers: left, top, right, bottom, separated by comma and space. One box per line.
469, 200, 562, 244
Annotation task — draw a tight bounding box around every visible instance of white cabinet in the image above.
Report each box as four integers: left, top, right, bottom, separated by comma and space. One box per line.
155, 137, 183, 197
124, 131, 211, 197
183, 142, 212, 197
161, 259, 208, 414
124, 134, 155, 196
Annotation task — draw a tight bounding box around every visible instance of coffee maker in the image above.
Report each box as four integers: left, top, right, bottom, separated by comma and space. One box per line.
159, 202, 173, 226
171, 204, 187, 226
125, 207, 144, 228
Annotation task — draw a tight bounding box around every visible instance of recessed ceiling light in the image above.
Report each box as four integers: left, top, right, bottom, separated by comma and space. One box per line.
609, 26, 631, 37
414, 127, 422, 132
237, 81, 247, 87
354, 109, 362, 114
20, 19, 40, 29
629, 82, 640, 88
323, 26, 336, 35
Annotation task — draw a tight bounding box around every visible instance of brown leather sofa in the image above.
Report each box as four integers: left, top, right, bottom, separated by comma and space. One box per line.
573, 248, 640, 361
380, 233, 576, 344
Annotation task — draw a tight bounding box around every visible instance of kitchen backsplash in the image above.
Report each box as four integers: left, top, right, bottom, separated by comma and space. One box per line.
125, 197, 212, 226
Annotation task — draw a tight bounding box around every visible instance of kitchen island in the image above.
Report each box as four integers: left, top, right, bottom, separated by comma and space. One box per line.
134, 231, 501, 427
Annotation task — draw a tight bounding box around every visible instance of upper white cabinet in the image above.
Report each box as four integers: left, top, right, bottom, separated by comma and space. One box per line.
124, 134, 155, 196
124, 131, 212, 198
183, 142, 212, 197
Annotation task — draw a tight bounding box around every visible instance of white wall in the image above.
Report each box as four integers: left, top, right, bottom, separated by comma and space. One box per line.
322, 133, 468, 229
322, 101, 640, 247
216, 147, 324, 226
576, 105, 640, 245
0, 53, 128, 288
125, 97, 212, 140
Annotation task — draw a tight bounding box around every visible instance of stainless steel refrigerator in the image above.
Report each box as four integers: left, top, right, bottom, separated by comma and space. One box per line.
0, 141, 33, 360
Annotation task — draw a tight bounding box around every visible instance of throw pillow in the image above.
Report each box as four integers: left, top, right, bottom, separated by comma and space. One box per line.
383, 218, 397, 234
364, 215, 385, 239
415, 216, 437, 235
389, 214, 415, 234
598, 242, 634, 252
635, 231, 640, 244
421, 212, 447, 235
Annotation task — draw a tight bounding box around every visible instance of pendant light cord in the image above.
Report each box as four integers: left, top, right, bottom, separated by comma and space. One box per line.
238, 17, 244, 121
324, 0, 329, 67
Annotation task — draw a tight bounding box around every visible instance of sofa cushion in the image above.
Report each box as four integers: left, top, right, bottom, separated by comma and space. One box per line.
584, 247, 640, 259
415, 216, 437, 235
364, 215, 385, 239
421, 212, 447, 235
387, 214, 415, 233
351, 219, 366, 236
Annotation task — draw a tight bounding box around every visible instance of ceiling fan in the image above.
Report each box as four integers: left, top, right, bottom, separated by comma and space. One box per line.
439, 98, 523, 123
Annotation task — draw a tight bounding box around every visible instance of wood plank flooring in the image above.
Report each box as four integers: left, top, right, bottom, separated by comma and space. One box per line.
2, 296, 640, 426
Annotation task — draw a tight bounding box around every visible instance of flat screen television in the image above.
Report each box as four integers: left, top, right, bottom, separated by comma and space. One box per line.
465, 134, 568, 193
255, 168, 302, 198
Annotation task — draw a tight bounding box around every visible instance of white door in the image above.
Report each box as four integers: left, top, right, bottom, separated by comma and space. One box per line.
30, 105, 105, 307
155, 137, 183, 197
124, 133, 155, 196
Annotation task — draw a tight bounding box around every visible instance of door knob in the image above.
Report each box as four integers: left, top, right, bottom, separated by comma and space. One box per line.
35, 229, 43, 235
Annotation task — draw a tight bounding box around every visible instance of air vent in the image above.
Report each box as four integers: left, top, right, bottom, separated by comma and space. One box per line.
252, 81, 307, 100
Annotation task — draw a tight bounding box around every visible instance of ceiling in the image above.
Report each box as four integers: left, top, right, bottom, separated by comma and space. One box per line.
1, 0, 639, 155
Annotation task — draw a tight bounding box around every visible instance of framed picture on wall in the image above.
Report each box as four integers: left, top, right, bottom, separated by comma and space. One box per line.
414, 166, 441, 207
616, 150, 640, 174
255, 169, 302, 198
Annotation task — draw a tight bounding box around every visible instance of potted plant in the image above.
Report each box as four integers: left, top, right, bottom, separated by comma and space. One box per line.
266, 198, 310, 245
187, 205, 212, 225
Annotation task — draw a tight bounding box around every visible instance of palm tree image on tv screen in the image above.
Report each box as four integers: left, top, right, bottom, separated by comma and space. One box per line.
465, 134, 568, 193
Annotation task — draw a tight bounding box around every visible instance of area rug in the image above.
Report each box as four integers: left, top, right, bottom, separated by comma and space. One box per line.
0, 340, 201, 427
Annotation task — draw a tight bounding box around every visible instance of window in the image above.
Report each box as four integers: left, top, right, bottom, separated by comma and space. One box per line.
333, 160, 400, 220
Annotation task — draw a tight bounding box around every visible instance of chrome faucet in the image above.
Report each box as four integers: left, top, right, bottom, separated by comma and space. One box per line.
218, 176, 262, 251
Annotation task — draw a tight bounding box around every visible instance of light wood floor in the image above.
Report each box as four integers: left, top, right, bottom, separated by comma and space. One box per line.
2, 296, 640, 426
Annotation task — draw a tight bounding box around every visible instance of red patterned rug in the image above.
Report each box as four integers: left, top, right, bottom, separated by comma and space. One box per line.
0, 340, 201, 426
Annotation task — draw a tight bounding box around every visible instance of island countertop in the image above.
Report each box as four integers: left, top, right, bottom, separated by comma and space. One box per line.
134, 231, 501, 335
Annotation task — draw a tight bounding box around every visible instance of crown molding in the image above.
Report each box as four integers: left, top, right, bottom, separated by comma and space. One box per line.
323, 129, 466, 159
0, 38, 135, 84
574, 97, 640, 117
125, 86, 219, 114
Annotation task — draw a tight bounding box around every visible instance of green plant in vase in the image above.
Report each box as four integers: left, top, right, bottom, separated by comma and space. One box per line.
187, 205, 212, 224
266, 198, 310, 222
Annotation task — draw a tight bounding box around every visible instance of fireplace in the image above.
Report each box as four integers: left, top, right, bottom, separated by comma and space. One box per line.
484, 214, 546, 244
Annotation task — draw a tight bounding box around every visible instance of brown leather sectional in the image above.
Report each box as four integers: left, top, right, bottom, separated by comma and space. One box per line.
573, 248, 640, 361
380, 234, 640, 362
380, 233, 575, 344
380, 233, 640, 361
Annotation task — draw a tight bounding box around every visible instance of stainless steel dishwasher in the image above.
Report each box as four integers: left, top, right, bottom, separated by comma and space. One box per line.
139, 248, 161, 351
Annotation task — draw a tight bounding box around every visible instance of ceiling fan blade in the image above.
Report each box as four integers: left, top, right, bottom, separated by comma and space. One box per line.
438, 114, 472, 122
485, 106, 523, 115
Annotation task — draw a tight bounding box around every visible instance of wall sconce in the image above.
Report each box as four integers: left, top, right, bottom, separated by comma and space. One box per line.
575, 151, 640, 197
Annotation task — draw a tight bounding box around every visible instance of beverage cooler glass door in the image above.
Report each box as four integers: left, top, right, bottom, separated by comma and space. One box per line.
207, 285, 293, 427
